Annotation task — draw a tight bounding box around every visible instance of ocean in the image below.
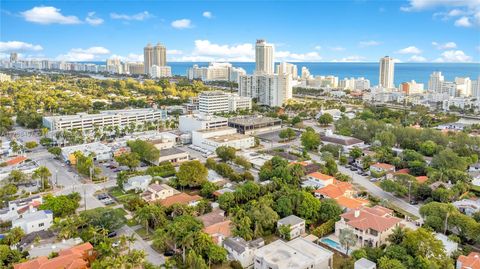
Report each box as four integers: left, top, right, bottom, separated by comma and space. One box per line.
89, 62, 480, 85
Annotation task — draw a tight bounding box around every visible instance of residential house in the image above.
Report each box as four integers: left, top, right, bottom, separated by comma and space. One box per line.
197, 209, 232, 245
0, 195, 42, 222
354, 258, 376, 269
335, 206, 402, 248
435, 233, 458, 256
253, 238, 333, 269
141, 183, 179, 203
370, 163, 395, 176
13, 242, 95, 269
159, 192, 202, 207
223, 237, 265, 268
453, 198, 480, 216
314, 181, 368, 210
302, 172, 335, 189
123, 175, 152, 192
457, 252, 480, 269
157, 147, 189, 165
12, 210, 54, 234
277, 215, 305, 240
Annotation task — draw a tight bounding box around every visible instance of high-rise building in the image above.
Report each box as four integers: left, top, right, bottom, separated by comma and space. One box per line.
198, 91, 252, 114
150, 65, 172, 78
238, 73, 292, 107
187, 63, 246, 83
401, 80, 424, 95
276, 62, 298, 79
144, 43, 153, 74
144, 43, 167, 74
153, 43, 167, 67
9, 52, 18, 62
255, 39, 274, 75
455, 77, 472, 97
378, 56, 395, 88
428, 71, 444, 93
301, 67, 311, 80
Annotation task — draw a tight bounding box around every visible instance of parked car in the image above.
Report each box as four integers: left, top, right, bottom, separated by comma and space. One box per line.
409, 200, 419, 205
164, 250, 175, 257
97, 193, 109, 200
107, 231, 117, 238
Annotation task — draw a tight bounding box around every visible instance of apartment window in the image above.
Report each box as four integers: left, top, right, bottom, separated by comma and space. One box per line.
38, 223, 44, 227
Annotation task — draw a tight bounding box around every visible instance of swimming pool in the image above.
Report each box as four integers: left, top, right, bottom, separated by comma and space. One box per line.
320, 238, 348, 254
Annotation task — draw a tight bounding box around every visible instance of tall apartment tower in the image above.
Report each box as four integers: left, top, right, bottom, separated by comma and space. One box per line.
10, 52, 18, 62
428, 71, 444, 93
144, 43, 167, 74
144, 43, 154, 74
255, 39, 274, 75
378, 56, 395, 88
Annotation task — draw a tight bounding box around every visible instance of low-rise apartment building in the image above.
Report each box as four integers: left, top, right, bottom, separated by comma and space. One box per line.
13, 210, 54, 234
277, 215, 305, 240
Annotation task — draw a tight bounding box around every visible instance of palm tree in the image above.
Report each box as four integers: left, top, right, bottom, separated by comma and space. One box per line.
339, 228, 357, 254
32, 166, 52, 191
387, 226, 406, 245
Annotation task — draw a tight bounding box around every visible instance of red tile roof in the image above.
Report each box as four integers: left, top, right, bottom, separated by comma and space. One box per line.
159, 193, 202, 207
341, 206, 401, 232
314, 182, 353, 199
203, 220, 232, 244
307, 172, 334, 181
336, 196, 369, 210
14, 243, 94, 269
458, 252, 480, 269
6, 156, 27, 166
371, 163, 395, 170
416, 176, 428, 184
395, 168, 410, 175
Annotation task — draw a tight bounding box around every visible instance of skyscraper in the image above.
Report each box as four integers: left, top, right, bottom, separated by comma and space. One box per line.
144, 43, 153, 74
428, 71, 444, 93
144, 43, 167, 74
378, 56, 394, 88
255, 39, 274, 75
10, 52, 18, 62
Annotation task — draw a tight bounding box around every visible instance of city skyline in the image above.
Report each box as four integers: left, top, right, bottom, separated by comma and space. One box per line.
1, 0, 480, 63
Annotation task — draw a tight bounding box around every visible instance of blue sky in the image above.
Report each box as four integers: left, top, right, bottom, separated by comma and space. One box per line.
1, 0, 480, 62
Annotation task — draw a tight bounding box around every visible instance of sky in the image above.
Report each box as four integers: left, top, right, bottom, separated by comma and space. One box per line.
1, 0, 480, 63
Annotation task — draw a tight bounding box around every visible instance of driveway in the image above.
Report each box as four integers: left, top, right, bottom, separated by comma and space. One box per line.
118, 225, 165, 265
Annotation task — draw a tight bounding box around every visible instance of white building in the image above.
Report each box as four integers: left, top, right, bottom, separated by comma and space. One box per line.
255, 39, 274, 75
254, 238, 333, 269
12, 210, 53, 234
123, 175, 152, 192
192, 127, 254, 152
428, 71, 444, 93
224, 237, 265, 268
61, 142, 113, 163
277, 215, 306, 240
379, 56, 395, 89
238, 73, 292, 107
401, 80, 424, 95
455, 77, 472, 97
355, 258, 376, 269
0, 195, 42, 222
43, 108, 167, 132
150, 65, 172, 78
198, 91, 252, 114
276, 62, 298, 79
301, 67, 312, 79
178, 113, 228, 133
187, 62, 246, 82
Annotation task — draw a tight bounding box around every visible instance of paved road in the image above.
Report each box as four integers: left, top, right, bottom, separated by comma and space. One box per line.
118, 225, 165, 265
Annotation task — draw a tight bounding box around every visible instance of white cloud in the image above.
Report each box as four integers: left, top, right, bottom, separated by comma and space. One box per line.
167, 49, 183, 55
109, 53, 143, 62
171, 19, 192, 29
408, 55, 428, 62
434, 50, 472, 62
329, 46, 346, 51
359, 40, 380, 47
276, 51, 322, 62
21, 6, 81, 24
180, 40, 253, 61
56, 46, 110, 61
331, 56, 366, 62
455, 16, 473, 26
314, 45, 322, 50
396, 46, 422, 54
110, 11, 151, 21
202, 11, 212, 18
0, 41, 43, 52
401, 0, 480, 12
86, 12, 103, 26
432, 41, 457, 49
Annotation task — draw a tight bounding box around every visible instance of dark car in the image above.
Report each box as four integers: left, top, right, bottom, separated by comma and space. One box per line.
362, 172, 369, 176
350, 167, 358, 171
107, 231, 117, 238
409, 200, 419, 205
164, 250, 175, 257
97, 193, 109, 200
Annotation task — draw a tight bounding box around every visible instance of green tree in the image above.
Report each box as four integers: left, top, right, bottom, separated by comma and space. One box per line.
134, 204, 167, 234
48, 146, 62, 157
25, 141, 38, 150
39, 193, 80, 217
81, 207, 126, 232
176, 160, 208, 188
215, 146, 236, 162
8, 170, 28, 184
419, 140, 437, 156
127, 139, 160, 164
339, 228, 357, 254
318, 199, 342, 222
375, 131, 397, 148
318, 113, 334, 126
301, 129, 320, 150
32, 166, 51, 190
279, 128, 296, 142
115, 152, 140, 171
431, 148, 469, 171
349, 146, 363, 160
378, 257, 407, 269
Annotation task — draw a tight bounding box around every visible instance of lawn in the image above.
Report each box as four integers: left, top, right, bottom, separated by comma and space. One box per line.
109, 187, 138, 204
134, 227, 152, 240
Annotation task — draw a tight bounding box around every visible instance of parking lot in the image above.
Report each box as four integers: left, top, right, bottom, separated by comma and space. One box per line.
256, 129, 302, 143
